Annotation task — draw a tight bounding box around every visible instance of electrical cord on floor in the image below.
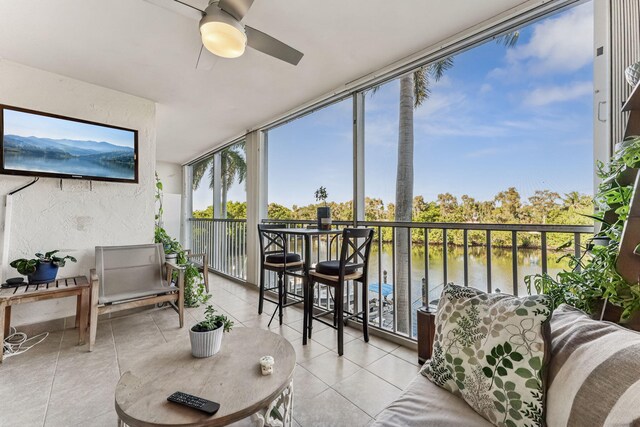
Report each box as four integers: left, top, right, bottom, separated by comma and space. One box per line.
2, 327, 49, 358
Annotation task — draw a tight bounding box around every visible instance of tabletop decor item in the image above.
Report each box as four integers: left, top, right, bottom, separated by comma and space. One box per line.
314, 186, 331, 230
10, 250, 77, 284
260, 355, 275, 375
189, 304, 234, 358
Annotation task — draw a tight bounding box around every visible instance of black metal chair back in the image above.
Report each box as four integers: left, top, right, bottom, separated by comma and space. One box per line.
258, 224, 288, 263
337, 227, 375, 280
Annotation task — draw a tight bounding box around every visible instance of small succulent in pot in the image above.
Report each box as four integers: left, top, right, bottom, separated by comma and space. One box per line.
314, 186, 332, 230
10, 250, 77, 284
192, 305, 234, 333
190, 305, 234, 358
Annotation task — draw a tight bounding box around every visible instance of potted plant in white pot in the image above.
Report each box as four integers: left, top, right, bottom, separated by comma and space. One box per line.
190, 304, 234, 358
315, 186, 331, 230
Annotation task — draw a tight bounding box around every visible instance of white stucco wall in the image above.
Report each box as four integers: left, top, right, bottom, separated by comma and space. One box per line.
156, 161, 183, 243
0, 60, 156, 326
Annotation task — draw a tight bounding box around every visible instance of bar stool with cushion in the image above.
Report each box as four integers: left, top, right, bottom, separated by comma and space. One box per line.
258, 224, 305, 326
303, 227, 374, 356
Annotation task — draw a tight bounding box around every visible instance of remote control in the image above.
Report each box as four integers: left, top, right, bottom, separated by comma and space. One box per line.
167, 391, 220, 415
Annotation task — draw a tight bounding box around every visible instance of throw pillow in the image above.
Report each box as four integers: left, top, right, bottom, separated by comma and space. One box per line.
421, 284, 553, 427
546, 304, 640, 426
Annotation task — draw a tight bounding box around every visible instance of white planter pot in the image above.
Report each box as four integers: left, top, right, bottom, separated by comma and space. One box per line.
189, 326, 223, 358
166, 253, 178, 261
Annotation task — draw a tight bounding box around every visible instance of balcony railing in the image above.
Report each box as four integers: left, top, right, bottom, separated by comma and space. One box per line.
191, 218, 247, 281
190, 217, 594, 340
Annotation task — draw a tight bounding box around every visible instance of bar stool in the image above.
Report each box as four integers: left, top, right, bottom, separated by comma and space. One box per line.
258, 224, 305, 327
304, 227, 374, 356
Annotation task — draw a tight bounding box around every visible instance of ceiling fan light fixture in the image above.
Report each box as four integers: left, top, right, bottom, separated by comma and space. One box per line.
200, 6, 246, 58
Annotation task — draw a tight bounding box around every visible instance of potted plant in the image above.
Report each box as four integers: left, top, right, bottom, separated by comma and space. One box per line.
525, 135, 640, 328
154, 222, 179, 261
189, 304, 234, 357
155, 172, 209, 307
315, 186, 331, 230
10, 250, 77, 284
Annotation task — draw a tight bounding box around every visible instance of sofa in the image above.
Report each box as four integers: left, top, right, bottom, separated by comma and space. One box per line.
373, 305, 640, 427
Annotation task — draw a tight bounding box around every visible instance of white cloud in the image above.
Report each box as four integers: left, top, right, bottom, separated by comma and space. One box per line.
479, 83, 493, 94
523, 81, 592, 106
507, 3, 593, 75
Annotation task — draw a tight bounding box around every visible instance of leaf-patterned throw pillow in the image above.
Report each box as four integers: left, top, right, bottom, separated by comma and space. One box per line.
421, 284, 552, 427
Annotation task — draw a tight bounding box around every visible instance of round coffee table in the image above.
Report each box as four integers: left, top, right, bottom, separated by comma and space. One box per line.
115, 327, 296, 426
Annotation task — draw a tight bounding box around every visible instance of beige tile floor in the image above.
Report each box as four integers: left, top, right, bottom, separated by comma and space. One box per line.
0, 274, 419, 426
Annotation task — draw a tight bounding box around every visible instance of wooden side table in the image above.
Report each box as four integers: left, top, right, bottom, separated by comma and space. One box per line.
0, 275, 90, 362
115, 327, 296, 427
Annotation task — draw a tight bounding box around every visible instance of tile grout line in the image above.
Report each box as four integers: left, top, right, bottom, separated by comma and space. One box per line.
150, 313, 170, 344
362, 352, 419, 390
41, 329, 65, 427
111, 321, 122, 376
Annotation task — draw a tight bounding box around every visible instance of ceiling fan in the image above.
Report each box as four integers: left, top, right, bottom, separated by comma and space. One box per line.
146, 0, 304, 68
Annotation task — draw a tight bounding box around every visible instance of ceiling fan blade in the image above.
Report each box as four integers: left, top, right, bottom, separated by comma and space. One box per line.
218, 0, 255, 21
245, 26, 304, 66
195, 44, 219, 70
143, 0, 203, 19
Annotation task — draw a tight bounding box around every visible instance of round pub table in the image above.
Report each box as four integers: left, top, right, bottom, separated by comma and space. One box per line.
115, 327, 296, 427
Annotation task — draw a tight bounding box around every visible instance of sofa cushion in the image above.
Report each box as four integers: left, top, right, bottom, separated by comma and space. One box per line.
372, 374, 493, 427
546, 304, 640, 427
421, 284, 553, 427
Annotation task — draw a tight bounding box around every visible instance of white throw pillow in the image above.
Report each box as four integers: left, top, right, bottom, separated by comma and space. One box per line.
421, 284, 553, 427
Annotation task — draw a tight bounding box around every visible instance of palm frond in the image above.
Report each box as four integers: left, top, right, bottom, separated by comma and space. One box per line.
413, 67, 429, 108
428, 57, 454, 81
191, 157, 212, 191
495, 31, 520, 48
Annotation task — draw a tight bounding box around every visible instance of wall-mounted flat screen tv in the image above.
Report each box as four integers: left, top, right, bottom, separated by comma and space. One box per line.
0, 104, 138, 183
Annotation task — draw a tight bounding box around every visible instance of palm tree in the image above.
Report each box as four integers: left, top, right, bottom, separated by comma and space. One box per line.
192, 141, 247, 218
393, 33, 519, 335
562, 191, 582, 210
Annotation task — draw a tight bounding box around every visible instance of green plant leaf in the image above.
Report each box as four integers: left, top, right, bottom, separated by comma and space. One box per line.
529, 357, 542, 370
502, 358, 513, 369
509, 408, 522, 420
525, 378, 540, 390
515, 368, 532, 378
482, 367, 493, 378
510, 352, 523, 362
486, 355, 496, 366
493, 390, 506, 402
494, 376, 503, 389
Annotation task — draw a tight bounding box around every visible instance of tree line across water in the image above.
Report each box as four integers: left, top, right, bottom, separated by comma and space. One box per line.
192, 187, 593, 249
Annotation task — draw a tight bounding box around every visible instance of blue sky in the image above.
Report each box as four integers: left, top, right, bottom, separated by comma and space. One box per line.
3, 109, 135, 148
195, 2, 594, 212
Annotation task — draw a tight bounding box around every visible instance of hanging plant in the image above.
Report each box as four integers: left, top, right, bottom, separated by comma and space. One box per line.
154, 172, 210, 307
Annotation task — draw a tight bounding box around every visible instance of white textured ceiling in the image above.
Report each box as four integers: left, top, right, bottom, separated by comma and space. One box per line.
0, 0, 530, 163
